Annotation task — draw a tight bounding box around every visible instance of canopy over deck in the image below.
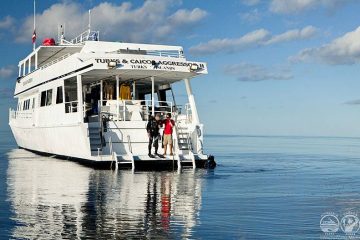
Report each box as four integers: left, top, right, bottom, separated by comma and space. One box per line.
19, 45, 82, 68
36, 46, 83, 67
81, 68, 205, 85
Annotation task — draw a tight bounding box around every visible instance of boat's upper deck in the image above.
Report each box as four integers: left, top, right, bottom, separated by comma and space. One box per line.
19, 40, 186, 74
15, 39, 207, 97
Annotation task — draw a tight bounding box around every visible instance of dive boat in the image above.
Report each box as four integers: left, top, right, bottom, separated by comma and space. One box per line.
8, 28, 216, 170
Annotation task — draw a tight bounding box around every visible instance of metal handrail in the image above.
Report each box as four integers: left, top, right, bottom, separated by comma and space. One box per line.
173, 115, 182, 156
99, 110, 104, 148
100, 111, 131, 156
109, 136, 119, 170
107, 116, 124, 139
184, 103, 192, 123
70, 30, 100, 44
187, 132, 193, 151
127, 135, 133, 153
98, 99, 174, 121
146, 50, 184, 58
109, 136, 114, 159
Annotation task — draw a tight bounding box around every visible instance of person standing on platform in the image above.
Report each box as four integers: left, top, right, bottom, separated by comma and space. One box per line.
163, 113, 175, 156
147, 115, 163, 158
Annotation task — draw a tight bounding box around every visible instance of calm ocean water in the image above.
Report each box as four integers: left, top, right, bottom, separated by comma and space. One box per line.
1, 129, 360, 239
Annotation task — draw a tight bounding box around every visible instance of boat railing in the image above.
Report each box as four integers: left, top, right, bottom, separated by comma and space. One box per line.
9, 109, 16, 120
9, 109, 33, 120
146, 50, 184, 58
68, 30, 100, 45
107, 116, 124, 140
40, 53, 71, 70
98, 99, 175, 121
65, 101, 78, 113
110, 49, 184, 59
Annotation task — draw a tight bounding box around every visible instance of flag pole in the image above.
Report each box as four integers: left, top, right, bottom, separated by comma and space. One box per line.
33, 0, 36, 51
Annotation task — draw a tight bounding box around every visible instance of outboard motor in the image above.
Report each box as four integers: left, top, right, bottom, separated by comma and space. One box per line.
205, 155, 216, 169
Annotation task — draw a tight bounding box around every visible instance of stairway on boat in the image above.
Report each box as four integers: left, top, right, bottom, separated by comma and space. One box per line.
88, 116, 103, 156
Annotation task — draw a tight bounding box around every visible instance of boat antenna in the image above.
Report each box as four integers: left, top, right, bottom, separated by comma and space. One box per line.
32, 0, 36, 51
88, 9, 91, 32
58, 24, 65, 44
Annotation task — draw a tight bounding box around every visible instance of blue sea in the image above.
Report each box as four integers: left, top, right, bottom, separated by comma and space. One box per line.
1, 128, 360, 239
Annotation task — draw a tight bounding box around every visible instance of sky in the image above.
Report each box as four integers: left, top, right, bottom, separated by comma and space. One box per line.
1, 0, 360, 137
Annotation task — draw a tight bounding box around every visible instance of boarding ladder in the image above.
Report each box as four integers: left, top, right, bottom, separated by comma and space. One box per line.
175, 121, 196, 169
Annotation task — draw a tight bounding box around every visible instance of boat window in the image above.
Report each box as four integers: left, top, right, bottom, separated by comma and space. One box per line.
32, 98, 35, 109
40, 89, 53, 107
40, 91, 46, 107
158, 88, 174, 106
64, 78, 78, 113
64, 78, 77, 102
56, 86, 63, 104
22, 99, 31, 110
46, 90, 52, 106
143, 92, 159, 102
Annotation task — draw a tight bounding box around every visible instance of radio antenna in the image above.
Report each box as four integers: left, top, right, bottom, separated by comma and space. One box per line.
88, 9, 91, 32
32, 0, 36, 51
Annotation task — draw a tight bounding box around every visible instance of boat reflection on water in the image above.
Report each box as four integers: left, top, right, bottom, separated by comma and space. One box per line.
7, 149, 204, 239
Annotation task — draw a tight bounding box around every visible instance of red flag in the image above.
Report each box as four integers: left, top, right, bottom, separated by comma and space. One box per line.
32, 29, 36, 43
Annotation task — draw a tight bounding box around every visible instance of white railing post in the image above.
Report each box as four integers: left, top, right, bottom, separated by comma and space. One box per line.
100, 80, 103, 106
116, 75, 120, 121
151, 76, 155, 116
76, 75, 83, 123
170, 102, 173, 116
22, 62, 25, 76
109, 136, 113, 156
35, 51, 38, 69
123, 100, 126, 121
28, 57, 31, 73
132, 81, 136, 100
184, 79, 199, 124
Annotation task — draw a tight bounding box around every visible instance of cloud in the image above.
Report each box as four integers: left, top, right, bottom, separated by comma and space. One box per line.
269, 0, 353, 14
264, 25, 317, 45
190, 29, 270, 55
155, 8, 208, 39
344, 99, 360, 105
190, 26, 316, 55
240, 9, 261, 23
224, 62, 293, 82
0, 16, 15, 29
16, 1, 206, 43
290, 26, 360, 65
0, 65, 16, 79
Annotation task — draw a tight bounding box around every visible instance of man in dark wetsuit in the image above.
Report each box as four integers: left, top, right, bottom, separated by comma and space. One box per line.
146, 115, 163, 158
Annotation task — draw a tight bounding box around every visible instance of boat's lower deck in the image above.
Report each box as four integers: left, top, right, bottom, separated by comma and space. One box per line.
19, 147, 216, 170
